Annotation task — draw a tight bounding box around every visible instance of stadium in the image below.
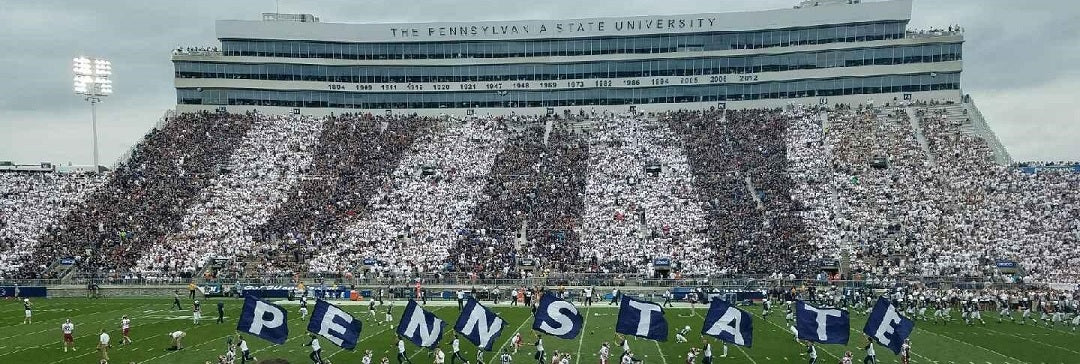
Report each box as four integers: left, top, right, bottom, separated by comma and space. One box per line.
0, 0, 1077, 363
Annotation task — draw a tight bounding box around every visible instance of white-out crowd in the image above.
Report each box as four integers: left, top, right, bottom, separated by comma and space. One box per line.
1, 102, 1078, 284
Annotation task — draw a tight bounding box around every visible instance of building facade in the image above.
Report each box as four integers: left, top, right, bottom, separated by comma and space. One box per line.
173, 0, 963, 115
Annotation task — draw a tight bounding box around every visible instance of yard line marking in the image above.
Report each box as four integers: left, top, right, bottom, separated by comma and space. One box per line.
575, 305, 591, 364
0, 303, 158, 342
488, 308, 532, 364
652, 340, 668, 364
976, 326, 1080, 356
51, 316, 224, 364
759, 314, 840, 361
4, 313, 176, 357
918, 327, 1029, 364
136, 333, 233, 364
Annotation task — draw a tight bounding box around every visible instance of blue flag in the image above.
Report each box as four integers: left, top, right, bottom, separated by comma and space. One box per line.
863, 297, 915, 354
307, 299, 363, 350
397, 299, 446, 349
533, 292, 583, 339
236, 295, 289, 344
454, 298, 506, 351
615, 295, 668, 341
701, 299, 753, 347
796, 301, 849, 344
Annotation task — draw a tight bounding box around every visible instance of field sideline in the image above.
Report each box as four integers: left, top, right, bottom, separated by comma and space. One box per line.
0, 297, 1075, 364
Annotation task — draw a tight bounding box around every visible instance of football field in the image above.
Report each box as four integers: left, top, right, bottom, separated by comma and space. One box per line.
0, 297, 1076, 364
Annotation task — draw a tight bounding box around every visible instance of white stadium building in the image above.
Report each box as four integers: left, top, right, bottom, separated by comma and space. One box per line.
173, 0, 964, 116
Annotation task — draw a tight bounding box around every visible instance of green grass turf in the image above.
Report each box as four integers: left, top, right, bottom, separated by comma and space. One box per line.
0, 297, 1076, 364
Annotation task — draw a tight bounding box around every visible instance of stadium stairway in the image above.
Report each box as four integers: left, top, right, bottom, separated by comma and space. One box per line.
744, 175, 765, 210
903, 107, 938, 166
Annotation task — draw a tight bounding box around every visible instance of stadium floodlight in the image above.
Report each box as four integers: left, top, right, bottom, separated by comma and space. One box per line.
73, 56, 112, 171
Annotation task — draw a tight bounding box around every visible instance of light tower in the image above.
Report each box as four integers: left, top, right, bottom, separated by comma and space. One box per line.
72, 56, 112, 170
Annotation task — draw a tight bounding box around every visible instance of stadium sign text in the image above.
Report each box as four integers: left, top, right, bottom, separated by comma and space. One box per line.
390, 17, 723, 39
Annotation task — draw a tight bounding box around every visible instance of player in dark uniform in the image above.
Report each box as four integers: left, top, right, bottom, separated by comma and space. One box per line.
217, 301, 225, 323
172, 290, 183, 310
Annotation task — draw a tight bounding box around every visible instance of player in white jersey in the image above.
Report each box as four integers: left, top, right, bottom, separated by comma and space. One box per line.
900, 339, 911, 364
98, 329, 111, 362
305, 334, 323, 364
789, 324, 799, 342
362, 350, 374, 364
193, 300, 203, 325
238, 335, 256, 364
599, 342, 610, 364
23, 298, 33, 324
121, 315, 132, 344
434, 348, 446, 364
512, 332, 523, 353
450, 334, 467, 364
675, 325, 690, 343
170, 330, 187, 349
300, 304, 309, 321
61, 319, 76, 352
701, 338, 716, 363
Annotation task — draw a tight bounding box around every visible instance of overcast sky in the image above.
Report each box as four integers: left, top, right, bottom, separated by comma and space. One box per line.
1, 0, 1077, 165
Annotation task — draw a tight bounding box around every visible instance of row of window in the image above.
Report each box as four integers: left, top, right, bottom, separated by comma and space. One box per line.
177, 43, 961, 83
177, 72, 960, 108
219, 21, 907, 60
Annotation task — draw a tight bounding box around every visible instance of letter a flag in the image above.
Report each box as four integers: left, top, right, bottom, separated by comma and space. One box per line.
454, 298, 506, 351
237, 295, 289, 344
307, 299, 363, 350
701, 299, 753, 347
533, 292, 583, 339
397, 299, 446, 348
863, 297, 915, 354
796, 300, 849, 344
615, 295, 668, 341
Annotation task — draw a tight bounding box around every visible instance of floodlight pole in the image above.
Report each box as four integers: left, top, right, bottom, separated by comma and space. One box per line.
89, 96, 100, 170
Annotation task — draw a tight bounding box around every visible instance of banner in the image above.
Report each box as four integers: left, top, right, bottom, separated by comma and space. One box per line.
701, 299, 753, 347
863, 297, 915, 354
237, 295, 289, 344
615, 295, 668, 342
454, 298, 505, 351
308, 299, 363, 350
397, 299, 446, 348
533, 292, 583, 339
796, 301, 849, 345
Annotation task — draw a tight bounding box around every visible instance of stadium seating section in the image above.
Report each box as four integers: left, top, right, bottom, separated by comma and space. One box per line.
2, 104, 1078, 283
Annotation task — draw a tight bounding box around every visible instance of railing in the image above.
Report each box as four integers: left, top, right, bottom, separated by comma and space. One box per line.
962, 95, 1014, 165
56, 270, 1078, 291
111, 109, 175, 170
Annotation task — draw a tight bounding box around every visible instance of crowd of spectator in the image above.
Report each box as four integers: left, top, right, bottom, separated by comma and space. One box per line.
20, 111, 257, 280
579, 117, 714, 275
0, 171, 106, 276
665, 108, 815, 277
135, 114, 324, 275
2, 102, 1078, 284
311, 118, 508, 274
